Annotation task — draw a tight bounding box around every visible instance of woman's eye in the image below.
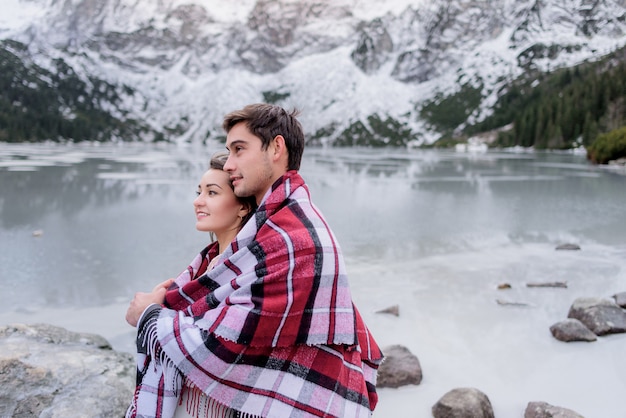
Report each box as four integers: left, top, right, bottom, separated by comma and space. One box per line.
208, 190, 217, 196
196, 191, 201, 196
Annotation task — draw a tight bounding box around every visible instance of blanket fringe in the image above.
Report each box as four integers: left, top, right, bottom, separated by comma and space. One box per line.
139, 317, 159, 364
162, 354, 183, 397
184, 384, 261, 418
139, 310, 183, 397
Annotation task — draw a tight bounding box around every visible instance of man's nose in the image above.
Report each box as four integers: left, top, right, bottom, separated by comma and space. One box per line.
223, 154, 234, 172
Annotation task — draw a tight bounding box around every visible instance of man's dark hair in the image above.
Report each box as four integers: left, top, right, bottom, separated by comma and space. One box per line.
223, 103, 305, 171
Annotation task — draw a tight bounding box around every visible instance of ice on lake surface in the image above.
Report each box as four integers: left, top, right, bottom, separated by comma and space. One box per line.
0, 142, 624, 416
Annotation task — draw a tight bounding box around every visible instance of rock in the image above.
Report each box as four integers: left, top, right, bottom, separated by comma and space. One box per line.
555, 243, 581, 250
496, 299, 530, 307
376, 344, 422, 388
608, 157, 626, 166
375, 304, 400, 316
0, 323, 135, 418
550, 318, 597, 342
497, 283, 512, 289
432, 387, 494, 418
613, 291, 626, 308
526, 281, 567, 288
392, 48, 439, 83
524, 401, 584, 418
350, 18, 394, 74
567, 297, 626, 336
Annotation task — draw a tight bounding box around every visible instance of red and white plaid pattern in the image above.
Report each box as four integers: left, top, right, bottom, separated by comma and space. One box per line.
127, 171, 382, 418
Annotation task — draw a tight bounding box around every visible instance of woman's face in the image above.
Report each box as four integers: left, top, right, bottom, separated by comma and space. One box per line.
193, 168, 246, 235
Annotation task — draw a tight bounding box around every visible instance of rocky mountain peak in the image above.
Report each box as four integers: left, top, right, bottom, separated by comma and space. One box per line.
2, 0, 626, 144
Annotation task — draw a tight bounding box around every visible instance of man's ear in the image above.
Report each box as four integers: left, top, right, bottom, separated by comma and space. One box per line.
271, 135, 288, 164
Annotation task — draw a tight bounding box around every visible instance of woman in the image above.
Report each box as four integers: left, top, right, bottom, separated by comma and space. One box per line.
125, 152, 256, 418
192, 152, 256, 265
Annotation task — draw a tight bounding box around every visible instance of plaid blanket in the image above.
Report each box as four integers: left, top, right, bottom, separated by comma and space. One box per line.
127, 170, 382, 418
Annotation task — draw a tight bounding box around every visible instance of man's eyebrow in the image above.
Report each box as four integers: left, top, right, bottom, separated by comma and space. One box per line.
225, 139, 247, 149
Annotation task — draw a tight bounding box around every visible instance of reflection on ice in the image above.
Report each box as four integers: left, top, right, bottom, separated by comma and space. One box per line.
412, 175, 565, 182
96, 172, 143, 180
0, 159, 58, 168
6, 166, 41, 172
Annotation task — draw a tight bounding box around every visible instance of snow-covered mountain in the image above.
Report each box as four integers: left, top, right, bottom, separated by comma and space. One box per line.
2, 0, 626, 145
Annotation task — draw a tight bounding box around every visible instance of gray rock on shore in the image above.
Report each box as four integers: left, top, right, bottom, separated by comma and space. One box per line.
549, 318, 597, 342
614, 291, 626, 308
567, 297, 626, 336
524, 401, 584, 418
432, 387, 494, 418
0, 323, 135, 418
555, 243, 581, 251
376, 344, 422, 388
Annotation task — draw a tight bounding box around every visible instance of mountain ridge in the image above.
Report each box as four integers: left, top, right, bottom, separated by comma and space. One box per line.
2, 0, 626, 145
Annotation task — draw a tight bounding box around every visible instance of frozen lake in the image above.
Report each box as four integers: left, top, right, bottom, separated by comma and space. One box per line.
0, 142, 625, 417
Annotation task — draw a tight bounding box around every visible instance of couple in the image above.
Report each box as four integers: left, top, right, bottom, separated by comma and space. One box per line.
125, 103, 383, 418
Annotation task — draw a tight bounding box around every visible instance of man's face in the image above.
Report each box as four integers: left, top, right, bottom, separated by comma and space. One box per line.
224, 122, 275, 205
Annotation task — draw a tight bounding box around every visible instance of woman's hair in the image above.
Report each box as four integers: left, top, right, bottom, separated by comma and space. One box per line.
222, 103, 305, 171
209, 152, 257, 226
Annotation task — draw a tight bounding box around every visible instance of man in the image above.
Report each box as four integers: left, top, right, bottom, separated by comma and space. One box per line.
222, 104, 304, 205
126, 103, 382, 418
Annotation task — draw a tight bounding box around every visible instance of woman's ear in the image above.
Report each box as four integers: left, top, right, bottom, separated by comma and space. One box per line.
238, 205, 250, 220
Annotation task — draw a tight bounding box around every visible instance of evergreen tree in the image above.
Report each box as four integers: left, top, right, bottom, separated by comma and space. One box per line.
470, 44, 626, 150
0, 40, 156, 142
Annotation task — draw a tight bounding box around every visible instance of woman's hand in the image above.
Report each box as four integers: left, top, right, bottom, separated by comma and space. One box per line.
125, 278, 175, 327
